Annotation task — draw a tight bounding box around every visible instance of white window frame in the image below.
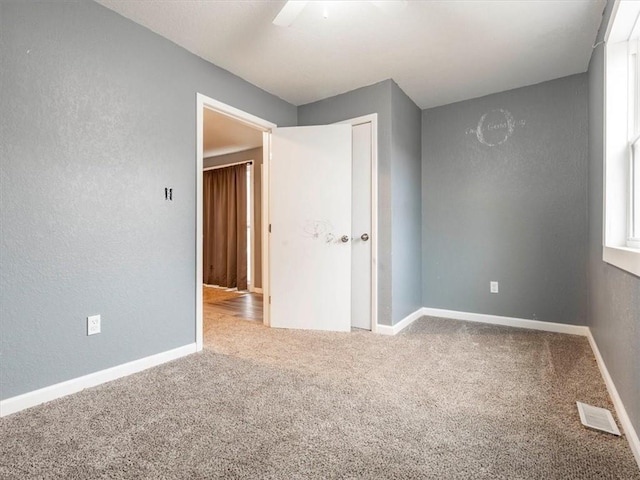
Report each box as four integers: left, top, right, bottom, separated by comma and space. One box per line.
603, 0, 640, 276
630, 134, 640, 248
628, 38, 640, 248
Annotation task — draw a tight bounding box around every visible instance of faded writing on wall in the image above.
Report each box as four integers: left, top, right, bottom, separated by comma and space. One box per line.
465, 109, 526, 146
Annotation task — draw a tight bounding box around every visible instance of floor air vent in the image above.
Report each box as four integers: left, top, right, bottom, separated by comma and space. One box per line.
577, 402, 621, 436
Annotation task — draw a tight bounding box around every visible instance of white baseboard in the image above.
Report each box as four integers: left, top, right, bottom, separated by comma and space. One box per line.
377, 307, 589, 337
253, 287, 263, 294
421, 307, 590, 336
587, 330, 640, 468
375, 324, 394, 335
376, 308, 424, 335
0, 343, 197, 417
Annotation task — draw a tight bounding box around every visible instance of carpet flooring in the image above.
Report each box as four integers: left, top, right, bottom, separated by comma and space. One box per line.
1, 314, 639, 479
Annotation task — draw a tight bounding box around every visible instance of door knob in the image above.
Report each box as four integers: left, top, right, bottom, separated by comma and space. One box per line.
361, 233, 370, 241
341, 235, 350, 243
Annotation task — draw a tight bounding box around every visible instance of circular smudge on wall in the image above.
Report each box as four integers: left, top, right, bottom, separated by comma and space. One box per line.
465, 109, 525, 147
476, 109, 514, 146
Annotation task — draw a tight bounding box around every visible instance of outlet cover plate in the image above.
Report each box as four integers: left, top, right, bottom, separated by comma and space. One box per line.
490, 281, 499, 293
87, 315, 101, 335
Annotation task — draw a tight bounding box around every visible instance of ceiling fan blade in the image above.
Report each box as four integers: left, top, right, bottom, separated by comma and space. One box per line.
273, 1, 308, 27
371, 0, 408, 15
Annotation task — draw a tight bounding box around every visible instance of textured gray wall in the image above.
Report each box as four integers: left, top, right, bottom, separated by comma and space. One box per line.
587, 0, 640, 438
298, 81, 395, 325
203, 148, 263, 289
422, 75, 589, 325
0, 1, 296, 399
390, 83, 422, 323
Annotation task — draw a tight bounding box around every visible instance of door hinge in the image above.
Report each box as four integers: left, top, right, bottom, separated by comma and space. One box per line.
269, 224, 272, 233
269, 296, 272, 304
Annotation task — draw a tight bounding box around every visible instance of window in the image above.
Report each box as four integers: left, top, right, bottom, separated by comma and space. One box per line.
629, 39, 640, 248
603, 0, 640, 276
631, 136, 640, 247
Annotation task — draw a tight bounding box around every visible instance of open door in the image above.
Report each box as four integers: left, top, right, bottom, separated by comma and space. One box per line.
269, 125, 352, 331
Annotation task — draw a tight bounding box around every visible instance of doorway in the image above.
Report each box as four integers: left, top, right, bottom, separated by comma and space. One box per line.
196, 94, 275, 351
195, 94, 379, 349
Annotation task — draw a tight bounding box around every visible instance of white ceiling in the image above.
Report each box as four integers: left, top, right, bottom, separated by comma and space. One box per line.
203, 108, 263, 158
96, 0, 606, 109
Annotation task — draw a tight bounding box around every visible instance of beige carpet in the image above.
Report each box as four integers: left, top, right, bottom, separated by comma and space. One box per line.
1, 314, 639, 479
203, 286, 245, 304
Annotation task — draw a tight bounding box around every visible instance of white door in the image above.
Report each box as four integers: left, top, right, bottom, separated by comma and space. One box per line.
269, 125, 352, 331
351, 122, 373, 330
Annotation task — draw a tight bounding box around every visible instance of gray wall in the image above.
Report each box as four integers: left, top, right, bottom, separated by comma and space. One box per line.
587, 0, 640, 438
0, 1, 296, 400
390, 83, 422, 322
298, 80, 395, 324
203, 148, 263, 289
422, 75, 589, 325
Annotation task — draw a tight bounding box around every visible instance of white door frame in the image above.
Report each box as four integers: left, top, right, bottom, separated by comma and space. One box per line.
196, 100, 379, 344
335, 114, 379, 333
196, 93, 275, 351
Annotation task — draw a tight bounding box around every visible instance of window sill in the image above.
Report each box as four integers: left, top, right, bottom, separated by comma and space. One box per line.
603, 246, 640, 278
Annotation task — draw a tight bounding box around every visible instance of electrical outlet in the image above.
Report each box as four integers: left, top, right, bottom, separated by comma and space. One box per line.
490, 281, 499, 294
87, 315, 101, 335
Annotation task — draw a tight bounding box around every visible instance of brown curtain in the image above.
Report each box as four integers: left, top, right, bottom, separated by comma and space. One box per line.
203, 164, 247, 290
